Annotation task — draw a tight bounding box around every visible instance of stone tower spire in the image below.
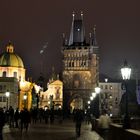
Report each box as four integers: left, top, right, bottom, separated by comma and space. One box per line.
68, 12, 86, 46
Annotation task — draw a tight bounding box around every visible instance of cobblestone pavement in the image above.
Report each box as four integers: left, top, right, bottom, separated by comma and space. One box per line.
3, 119, 103, 140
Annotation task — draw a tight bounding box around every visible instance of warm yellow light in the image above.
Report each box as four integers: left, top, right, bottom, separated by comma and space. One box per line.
23, 94, 27, 100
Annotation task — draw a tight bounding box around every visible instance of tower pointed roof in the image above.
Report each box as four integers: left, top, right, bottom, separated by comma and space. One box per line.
92, 25, 97, 46
68, 12, 86, 46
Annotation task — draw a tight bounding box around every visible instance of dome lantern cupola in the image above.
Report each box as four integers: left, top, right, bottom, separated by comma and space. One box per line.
0, 42, 24, 68
6, 42, 14, 53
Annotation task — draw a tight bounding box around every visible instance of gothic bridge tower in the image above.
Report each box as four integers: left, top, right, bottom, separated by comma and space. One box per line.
62, 12, 99, 114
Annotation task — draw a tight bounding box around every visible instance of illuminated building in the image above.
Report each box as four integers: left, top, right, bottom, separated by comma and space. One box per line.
99, 79, 123, 117
62, 12, 99, 113
40, 75, 63, 109
0, 42, 38, 110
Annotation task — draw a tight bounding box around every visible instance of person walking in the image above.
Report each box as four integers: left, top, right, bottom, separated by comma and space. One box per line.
73, 109, 84, 137
0, 108, 5, 140
20, 108, 31, 133
98, 110, 111, 140
14, 108, 20, 128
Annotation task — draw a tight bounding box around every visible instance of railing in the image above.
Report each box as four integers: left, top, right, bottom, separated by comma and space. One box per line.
93, 118, 140, 140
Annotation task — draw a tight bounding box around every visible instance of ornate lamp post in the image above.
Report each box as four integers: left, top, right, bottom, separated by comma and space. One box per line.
121, 60, 131, 129
23, 94, 27, 108
5, 91, 10, 110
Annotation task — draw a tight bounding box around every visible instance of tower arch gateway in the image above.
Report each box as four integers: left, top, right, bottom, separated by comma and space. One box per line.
62, 12, 99, 115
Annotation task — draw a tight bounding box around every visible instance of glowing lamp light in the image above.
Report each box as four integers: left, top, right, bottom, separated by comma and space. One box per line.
92, 92, 96, 98
90, 96, 93, 100
121, 60, 131, 80
95, 87, 101, 94
23, 94, 27, 100
87, 101, 91, 104
5, 91, 10, 97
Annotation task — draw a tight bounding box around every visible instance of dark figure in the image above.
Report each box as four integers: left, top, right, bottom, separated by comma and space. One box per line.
38, 108, 44, 123
44, 108, 50, 124
20, 108, 31, 133
9, 106, 14, 128
57, 108, 63, 124
14, 108, 20, 128
74, 109, 84, 137
50, 109, 54, 124
0, 108, 5, 140
31, 108, 38, 124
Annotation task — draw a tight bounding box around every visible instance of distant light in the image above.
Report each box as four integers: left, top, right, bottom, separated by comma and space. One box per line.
121, 60, 131, 80
92, 92, 96, 98
77, 28, 80, 31
105, 78, 108, 82
88, 101, 91, 104
23, 94, 27, 100
90, 96, 93, 100
110, 114, 113, 117
95, 87, 101, 94
5, 91, 10, 97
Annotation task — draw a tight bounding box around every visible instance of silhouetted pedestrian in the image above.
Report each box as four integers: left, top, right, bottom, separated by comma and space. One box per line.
73, 109, 84, 137
14, 108, 20, 128
0, 108, 5, 140
20, 108, 31, 133
44, 108, 50, 124
9, 106, 14, 128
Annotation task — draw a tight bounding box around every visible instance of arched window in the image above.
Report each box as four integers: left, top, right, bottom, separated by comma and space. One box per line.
2, 71, 6, 77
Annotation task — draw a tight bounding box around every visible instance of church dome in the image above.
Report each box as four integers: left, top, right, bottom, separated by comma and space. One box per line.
0, 43, 24, 68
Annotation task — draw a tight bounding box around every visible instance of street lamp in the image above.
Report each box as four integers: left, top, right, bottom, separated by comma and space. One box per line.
5, 91, 10, 110
95, 86, 101, 117
121, 60, 131, 129
23, 94, 27, 108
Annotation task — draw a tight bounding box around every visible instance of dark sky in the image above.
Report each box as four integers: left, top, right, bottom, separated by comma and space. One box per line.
0, 0, 140, 80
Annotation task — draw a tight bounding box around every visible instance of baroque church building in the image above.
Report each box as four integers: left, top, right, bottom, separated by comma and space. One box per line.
62, 12, 99, 113
0, 42, 40, 110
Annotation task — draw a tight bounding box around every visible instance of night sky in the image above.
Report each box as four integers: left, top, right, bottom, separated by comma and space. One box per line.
0, 0, 140, 81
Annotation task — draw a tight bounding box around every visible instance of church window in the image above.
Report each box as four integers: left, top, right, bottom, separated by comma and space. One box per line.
105, 85, 108, 89
2, 71, 6, 77
100, 85, 103, 89
71, 61, 74, 67
13, 72, 17, 78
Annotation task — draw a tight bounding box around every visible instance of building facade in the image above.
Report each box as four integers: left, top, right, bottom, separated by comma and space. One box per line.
62, 12, 99, 113
99, 79, 123, 117
0, 42, 36, 110
40, 79, 63, 109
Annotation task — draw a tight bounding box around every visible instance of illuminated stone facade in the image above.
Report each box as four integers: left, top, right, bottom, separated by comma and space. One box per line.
62, 13, 99, 111
40, 79, 63, 109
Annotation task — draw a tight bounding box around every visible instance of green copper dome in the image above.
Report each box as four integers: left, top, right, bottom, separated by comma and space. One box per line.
0, 43, 24, 68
